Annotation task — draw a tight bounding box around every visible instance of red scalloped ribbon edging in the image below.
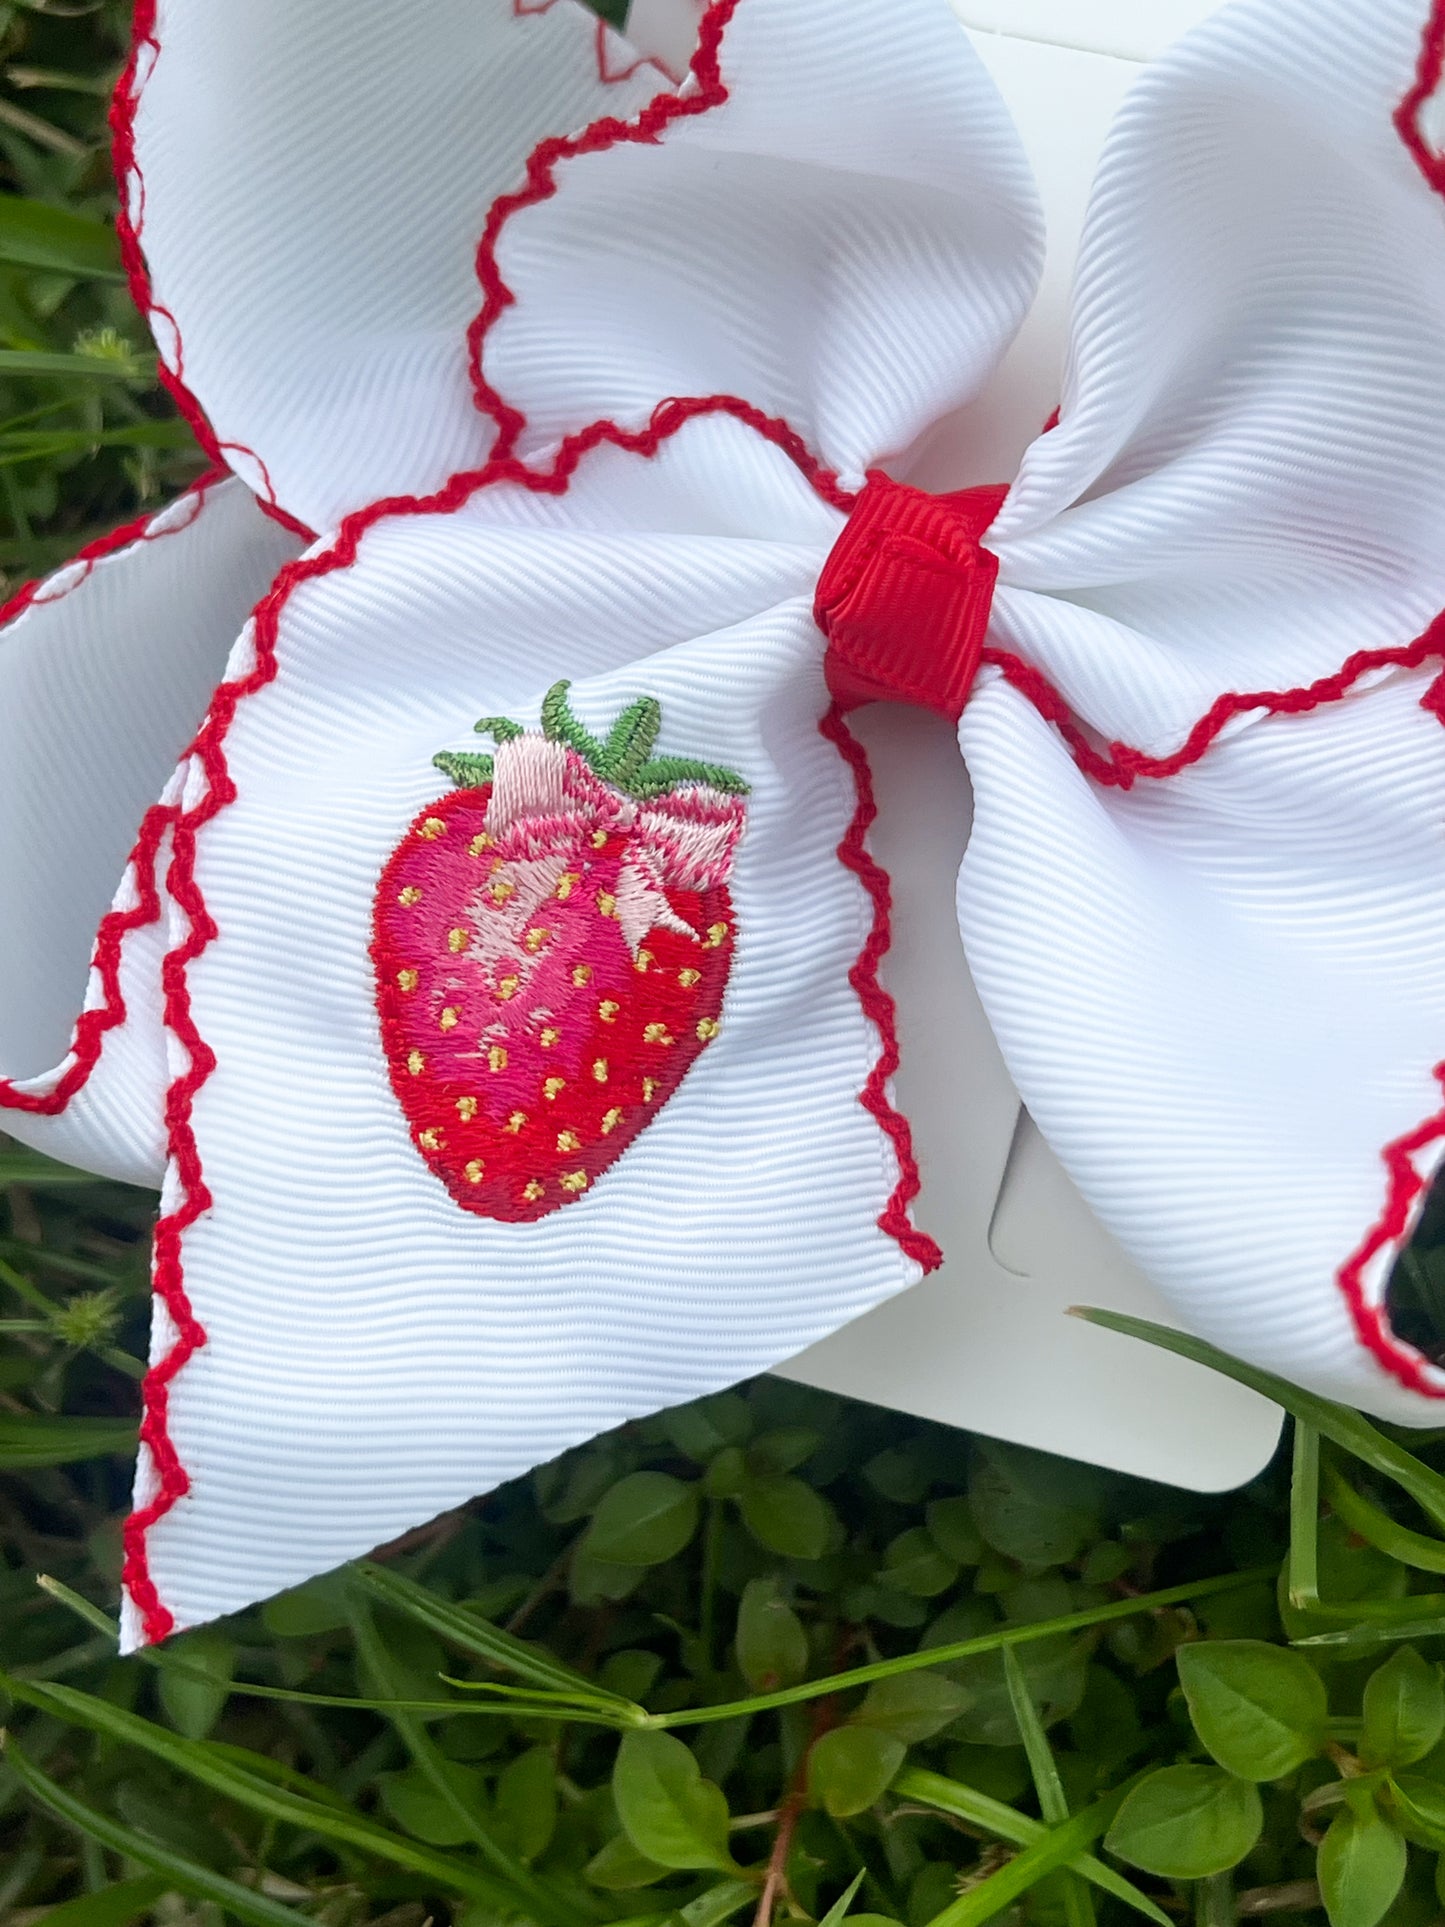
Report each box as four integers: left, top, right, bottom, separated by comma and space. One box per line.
511, 0, 681, 88
1396, 0, 1445, 194
818, 701, 942, 1275
980, 612, 1445, 788
111, 2, 312, 541
0, 470, 227, 1120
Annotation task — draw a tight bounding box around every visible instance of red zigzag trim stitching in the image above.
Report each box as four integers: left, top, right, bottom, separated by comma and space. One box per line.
110, 1, 312, 541
0, 470, 226, 1120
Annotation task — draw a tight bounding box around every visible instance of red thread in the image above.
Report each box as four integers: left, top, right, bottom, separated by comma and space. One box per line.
1395, 0, 1445, 195
818, 701, 942, 1275
0, 470, 227, 1120
111, 2, 313, 542
464, 0, 854, 511
980, 613, 1445, 787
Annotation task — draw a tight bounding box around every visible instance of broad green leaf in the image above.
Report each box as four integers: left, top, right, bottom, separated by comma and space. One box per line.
735, 1576, 808, 1692
1388, 1773, 1445, 1849
1362, 1645, 1445, 1769
613, 1730, 739, 1873
5, 1742, 310, 1927
379, 1761, 487, 1847
1104, 1766, 1262, 1879
969, 1440, 1098, 1567
0, 1413, 135, 1467
747, 1426, 820, 1475
157, 1628, 235, 1741
1318, 1805, 1407, 1927
495, 1747, 557, 1862
946, 1638, 1088, 1748
586, 1471, 701, 1566
0, 194, 122, 278
878, 1527, 958, 1597
852, 1669, 966, 1745
661, 1392, 751, 1460
806, 1726, 905, 1818
585, 1833, 672, 1890
261, 1572, 351, 1636
32, 1876, 168, 1927
926, 1496, 984, 1567
1176, 1641, 1327, 1780
896, 1768, 1170, 1926
738, 1472, 832, 1560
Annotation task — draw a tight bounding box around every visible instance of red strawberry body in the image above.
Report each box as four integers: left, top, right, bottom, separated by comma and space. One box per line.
372, 694, 746, 1222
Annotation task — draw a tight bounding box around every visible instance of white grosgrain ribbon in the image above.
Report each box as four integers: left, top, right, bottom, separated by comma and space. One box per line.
3, 0, 1445, 1645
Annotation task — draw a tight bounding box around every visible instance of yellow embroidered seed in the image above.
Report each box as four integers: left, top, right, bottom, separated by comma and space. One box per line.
523, 1179, 545, 1202
598, 1000, 619, 1023
556, 872, 580, 900
678, 967, 701, 988
440, 1007, 460, 1032
469, 833, 494, 857
635, 949, 654, 974
447, 926, 469, 954
592, 1058, 609, 1083
396, 968, 419, 993
407, 1050, 425, 1076
488, 855, 504, 874
505, 1110, 527, 1134
697, 1017, 721, 1042
524, 928, 550, 953
705, 922, 728, 947
560, 1171, 589, 1195
488, 1045, 509, 1073
398, 885, 423, 906
590, 828, 608, 849
490, 880, 515, 905
419, 1127, 443, 1151
419, 817, 447, 840
601, 1107, 623, 1135
465, 1159, 485, 1184
572, 964, 593, 986
597, 892, 617, 918
642, 1077, 658, 1102
557, 1129, 581, 1153
456, 1096, 478, 1122
643, 1023, 673, 1046
540, 1027, 561, 1049
544, 1077, 565, 1100
497, 975, 519, 1000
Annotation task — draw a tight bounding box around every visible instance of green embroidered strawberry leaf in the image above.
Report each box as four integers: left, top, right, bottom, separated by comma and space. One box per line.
433, 751, 495, 789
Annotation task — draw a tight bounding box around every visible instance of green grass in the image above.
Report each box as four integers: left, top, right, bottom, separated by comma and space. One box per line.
11, 7, 1445, 1927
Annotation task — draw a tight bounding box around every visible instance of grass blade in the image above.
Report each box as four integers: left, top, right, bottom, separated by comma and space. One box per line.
4, 1741, 311, 1927
1321, 1456, 1445, 1573
0, 350, 152, 380
650, 1568, 1273, 1728
0, 1415, 136, 1467
3, 1674, 554, 1911
31, 1874, 168, 1927
922, 1783, 1136, 1927
1002, 1647, 1095, 1927
0, 195, 122, 279
1072, 1309, 1445, 1535
352, 1561, 636, 1709
895, 1769, 1169, 1926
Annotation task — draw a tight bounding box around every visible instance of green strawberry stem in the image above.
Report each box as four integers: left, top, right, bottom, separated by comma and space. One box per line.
434, 682, 749, 798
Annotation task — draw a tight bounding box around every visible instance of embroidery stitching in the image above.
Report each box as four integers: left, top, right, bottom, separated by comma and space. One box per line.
372, 681, 747, 1222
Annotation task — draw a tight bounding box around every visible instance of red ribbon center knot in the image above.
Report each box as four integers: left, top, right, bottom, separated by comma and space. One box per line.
814, 472, 1009, 722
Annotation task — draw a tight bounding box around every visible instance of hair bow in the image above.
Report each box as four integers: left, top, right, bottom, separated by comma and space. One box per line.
4, 0, 1445, 1646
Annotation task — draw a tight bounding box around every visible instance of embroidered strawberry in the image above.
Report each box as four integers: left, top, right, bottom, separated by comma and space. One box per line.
372, 681, 748, 1222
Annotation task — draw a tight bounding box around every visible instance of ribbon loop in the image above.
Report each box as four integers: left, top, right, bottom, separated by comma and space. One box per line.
815, 473, 1008, 720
